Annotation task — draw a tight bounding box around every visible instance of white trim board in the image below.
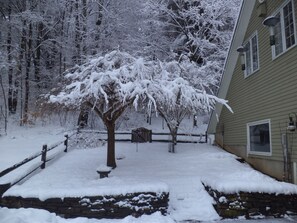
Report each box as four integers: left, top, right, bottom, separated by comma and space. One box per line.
207, 0, 256, 134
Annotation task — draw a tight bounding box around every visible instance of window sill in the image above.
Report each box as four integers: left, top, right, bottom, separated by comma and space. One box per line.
247, 151, 272, 157
244, 68, 260, 79
272, 43, 297, 61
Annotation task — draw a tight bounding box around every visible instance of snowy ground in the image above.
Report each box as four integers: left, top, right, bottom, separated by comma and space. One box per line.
2, 142, 297, 222
0, 124, 67, 172
1, 207, 296, 223
1, 116, 297, 222
0, 113, 206, 173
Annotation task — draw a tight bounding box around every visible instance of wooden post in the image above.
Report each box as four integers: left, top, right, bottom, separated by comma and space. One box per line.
41, 144, 47, 169
76, 127, 80, 144
0, 183, 11, 197
64, 134, 69, 152
193, 115, 198, 127
205, 131, 208, 144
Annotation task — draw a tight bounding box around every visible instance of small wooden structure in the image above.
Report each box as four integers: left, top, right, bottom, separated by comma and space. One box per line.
131, 127, 152, 143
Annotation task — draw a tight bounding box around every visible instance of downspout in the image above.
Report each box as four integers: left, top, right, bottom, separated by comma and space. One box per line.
283, 132, 293, 182
282, 133, 288, 181
294, 162, 297, 184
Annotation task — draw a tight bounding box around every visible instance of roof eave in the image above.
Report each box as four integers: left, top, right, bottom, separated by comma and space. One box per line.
207, 0, 256, 134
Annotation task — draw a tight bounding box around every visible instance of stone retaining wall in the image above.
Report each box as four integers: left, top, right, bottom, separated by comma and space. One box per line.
0, 192, 169, 219
204, 184, 297, 219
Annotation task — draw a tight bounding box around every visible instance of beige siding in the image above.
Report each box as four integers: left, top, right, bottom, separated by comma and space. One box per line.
218, 0, 297, 180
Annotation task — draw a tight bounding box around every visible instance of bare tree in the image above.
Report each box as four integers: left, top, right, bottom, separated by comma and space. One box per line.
0, 71, 8, 134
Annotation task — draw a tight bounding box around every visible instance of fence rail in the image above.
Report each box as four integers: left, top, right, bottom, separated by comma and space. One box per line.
0, 129, 207, 197
78, 129, 208, 144
0, 133, 75, 196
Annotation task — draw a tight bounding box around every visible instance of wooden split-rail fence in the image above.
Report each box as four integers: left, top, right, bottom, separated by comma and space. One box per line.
78, 128, 208, 144
0, 128, 207, 197
0, 133, 76, 197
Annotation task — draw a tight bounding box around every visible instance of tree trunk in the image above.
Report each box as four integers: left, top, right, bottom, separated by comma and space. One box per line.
82, 0, 87, 55
74, 0, 81, 64
158, 109, 179, 153
77, 104, 89, 128
170, 127, 178, 153
22, 23, 33, 125
106, 120, 117, 168
87, 100, 132, 169
77, 0, 90, 130
34, 22, 43, 88
0, 74, 8, 134
7, 6, 14, 114
59, 11, 65, 75
16, 21, 27, 120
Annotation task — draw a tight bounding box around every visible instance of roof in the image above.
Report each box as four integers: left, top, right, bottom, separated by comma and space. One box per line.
207, 0, 256, 134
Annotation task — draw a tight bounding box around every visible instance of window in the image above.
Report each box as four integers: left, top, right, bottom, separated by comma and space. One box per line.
244, 33, 259, 77
247, 120, 272, 156
273, 0, 296, 57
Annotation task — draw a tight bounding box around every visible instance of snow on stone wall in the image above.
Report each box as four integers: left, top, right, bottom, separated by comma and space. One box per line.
0, 192, 169, 219
203, 183, 297, 219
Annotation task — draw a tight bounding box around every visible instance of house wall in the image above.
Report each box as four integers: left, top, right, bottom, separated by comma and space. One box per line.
216, 0, 297, 181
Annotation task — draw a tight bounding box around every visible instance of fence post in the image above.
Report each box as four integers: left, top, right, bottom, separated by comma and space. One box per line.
41, 144, 47, 169
205, 131, 208, 144
0, 183, 11, 197
64, 134, 69, 152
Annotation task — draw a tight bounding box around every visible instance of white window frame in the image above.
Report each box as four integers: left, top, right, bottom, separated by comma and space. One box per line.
244, 32, 260, 78
272, 0, 297, 59
247, 119, 272, 156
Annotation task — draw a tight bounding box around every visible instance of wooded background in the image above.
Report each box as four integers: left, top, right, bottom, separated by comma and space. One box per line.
0, 0, 240, 129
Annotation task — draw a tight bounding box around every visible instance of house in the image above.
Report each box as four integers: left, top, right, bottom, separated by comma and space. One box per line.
208, 0, 297, 184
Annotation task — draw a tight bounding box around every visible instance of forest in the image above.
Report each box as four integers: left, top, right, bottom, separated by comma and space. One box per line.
0, 0, 241, 134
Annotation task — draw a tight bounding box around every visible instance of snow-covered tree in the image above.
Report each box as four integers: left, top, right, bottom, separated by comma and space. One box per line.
94, 0, 171, 60
48, 49, 232, 163
0, 0, 240, 131
149, 0, 240, 87
169, 0, 239, 60
151, 60, 232, 152
48, 50, 155, 168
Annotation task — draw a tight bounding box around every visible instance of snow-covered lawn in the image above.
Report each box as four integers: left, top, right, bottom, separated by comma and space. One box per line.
1, 207, 296, 223
0, 115, 207, 185
1, 118, 297, 222
0, 115, 206, 173
0, 124, 67, 172
2, 141, 297, 222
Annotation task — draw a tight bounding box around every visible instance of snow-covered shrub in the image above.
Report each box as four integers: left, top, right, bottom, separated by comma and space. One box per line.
70, 132, 106, 149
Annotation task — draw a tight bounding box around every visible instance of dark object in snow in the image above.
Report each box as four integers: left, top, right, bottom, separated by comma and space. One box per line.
41, 144, 48, 169
236, 157, 246, 163
97, 165, 112, 178
0, 183, 11, 197
116, 154, 126, 160
131, 127, 152, 143
97, 170, 111, 178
